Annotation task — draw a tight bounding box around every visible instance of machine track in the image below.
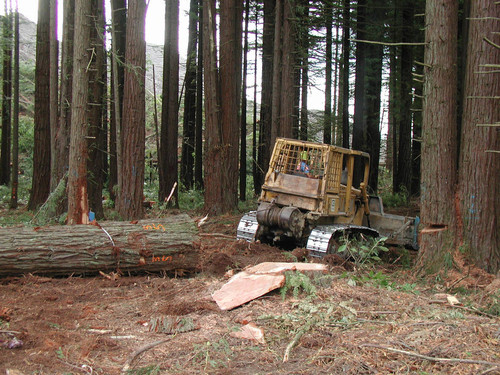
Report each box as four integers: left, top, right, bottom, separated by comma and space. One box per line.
306, 224, 378, 257
236, 211, 259, 242
237, 211, 379, 258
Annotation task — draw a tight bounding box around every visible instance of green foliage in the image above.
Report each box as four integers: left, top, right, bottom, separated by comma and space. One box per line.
483, 291, 500, 317
344, 270, 394, 289
280, 271, 317, 300
30, 174, 67, 226
178, 188, 205, 211
380, 190, 409, 208
192, 339, 233, 370
337, 235, 389, 265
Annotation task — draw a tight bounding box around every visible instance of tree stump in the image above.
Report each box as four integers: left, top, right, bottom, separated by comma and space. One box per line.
0, 214, 199, 277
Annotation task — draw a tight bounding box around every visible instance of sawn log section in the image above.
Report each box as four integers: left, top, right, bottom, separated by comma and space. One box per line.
0, 214, 199, 277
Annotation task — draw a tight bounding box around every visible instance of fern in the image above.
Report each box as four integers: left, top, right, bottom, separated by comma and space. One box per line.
280, 271, 317, 300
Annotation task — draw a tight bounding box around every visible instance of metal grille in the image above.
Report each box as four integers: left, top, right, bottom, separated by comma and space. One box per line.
270, 139, 326, 177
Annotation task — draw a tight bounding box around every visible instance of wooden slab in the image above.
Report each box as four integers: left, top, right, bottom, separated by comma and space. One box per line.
212, 271, 285, 311
212, 262, 328, 311
246, 262, 328, 275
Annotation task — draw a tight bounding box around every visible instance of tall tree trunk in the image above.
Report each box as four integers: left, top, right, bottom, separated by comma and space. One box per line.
256, 0, 274, 194
54, 0, 74, 215
324, 0, 333, 144
270, 0, 283, 147
364, 0, 385, 191
0, 8, 12, 186
411, 5, 425, 197
10, 6, 18, 209
298, 1, 309, 141
67, 0, 92, 225
340, 0, 350, 149
194, 0, 204, 190
87, 0, 106, 219
181, 0, 198, 191
203, 0, 242, 214
159, 0, 179, 207
416, 0, 458, 274
109, 0, 127, 203
48, 0, 59, 191
117, 0, 146, 219
240, 0, 250, 201
387, 3, 399, 175
28, 0, 51, 210
395, 0, 414, 194
279, 0, 296, 138
351, 0, 367, 185
458, 0, 500, 274
252, 8, 258, 192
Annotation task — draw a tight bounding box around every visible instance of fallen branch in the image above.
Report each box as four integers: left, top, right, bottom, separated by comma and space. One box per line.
121, 337, 173, 374
360, 344, 500, 368
283, 319, 316, 362
0, 330, 22, 335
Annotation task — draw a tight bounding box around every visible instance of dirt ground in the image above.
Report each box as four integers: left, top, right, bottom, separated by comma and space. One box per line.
0, 212, 499, 375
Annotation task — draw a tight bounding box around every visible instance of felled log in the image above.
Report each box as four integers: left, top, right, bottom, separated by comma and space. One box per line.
0, 214, 199, 277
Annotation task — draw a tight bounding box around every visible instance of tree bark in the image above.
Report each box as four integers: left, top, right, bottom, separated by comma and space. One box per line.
340, 0, 350, 149
10, 7, 19, 208
67, 0, 92, 225
180, 0, 198, 191
240, 0, 250, 201
48, 0, 59, 191
203, 0, 242, 214
194, 0, 204, 190
256, 0, 274, 194
28, 0, 51, 210
417, 0, 458, 274
324, 1, 333, 144
458, 0, 500, 274
0, 10, 12, 186
395, 0, 414, 194
159, 0, 179, 207
109, 0, 126, 203
87, 0, 106, 219
0, 215, 199, 277
117, 0, 146, 219
54, 0, 74, 215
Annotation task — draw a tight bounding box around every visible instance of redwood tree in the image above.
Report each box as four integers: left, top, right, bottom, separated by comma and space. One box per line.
117, 0, 146, 219
109, 0, 126, 203
416, 0, 458, 273
203, 0, 242, 214
0, 9, 12, 186
180, 0, 198, 191
54, 0, 74, 214
28, 0, 51, 210
458, 0, 500, 273
87, 0, 106, 218
10, 6, 18, 208
256, 0, 274, 194
159, 0, 179, 207
67, 0, 92, 225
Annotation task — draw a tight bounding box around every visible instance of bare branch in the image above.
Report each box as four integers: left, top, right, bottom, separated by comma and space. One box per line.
350, 38, 427, 46
468, 17, 500, 21
484, 37, 500, 50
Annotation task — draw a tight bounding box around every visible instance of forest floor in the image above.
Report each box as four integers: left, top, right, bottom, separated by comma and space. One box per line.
0, 207, 499, 375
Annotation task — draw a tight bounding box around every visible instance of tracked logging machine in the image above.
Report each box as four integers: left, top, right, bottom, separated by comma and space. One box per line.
237, 138, 419, 257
